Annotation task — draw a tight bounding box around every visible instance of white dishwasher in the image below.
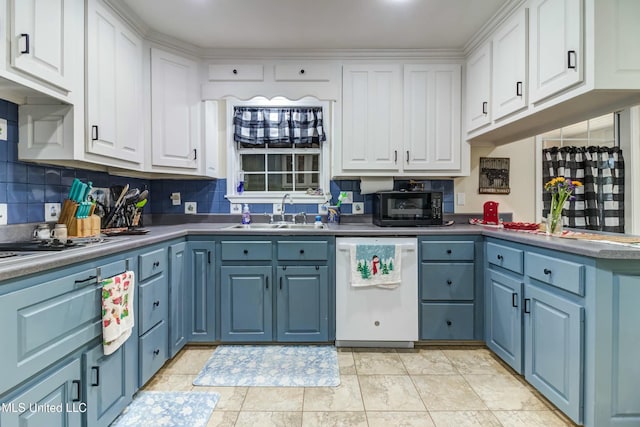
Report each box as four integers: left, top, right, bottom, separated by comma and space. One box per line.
335, 237, 418, 347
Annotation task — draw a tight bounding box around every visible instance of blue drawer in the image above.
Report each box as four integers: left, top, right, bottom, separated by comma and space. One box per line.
525, 252, 585, 296
100, 259, 128, 279
139, 320, 168, 386
421, 262, 474, 300
138, 248, 166, 281
420, 303, 474, 340
221, 241, 272, 261
138, 274, 168, 335
421, 241, 474, 261
277, 241, 328, 261
487, 242, 524, 275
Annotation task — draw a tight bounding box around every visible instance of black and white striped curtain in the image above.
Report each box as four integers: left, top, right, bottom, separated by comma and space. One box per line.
542, 146, 625, 233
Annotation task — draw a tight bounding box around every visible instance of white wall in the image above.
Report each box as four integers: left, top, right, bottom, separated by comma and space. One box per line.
454, 138, 537, 222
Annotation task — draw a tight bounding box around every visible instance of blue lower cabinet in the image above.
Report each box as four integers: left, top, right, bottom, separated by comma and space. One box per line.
83, 340, 136, 427
168, 242, 188, 357
486, 269, 523, 373
524, 283, 583, 424
186, 242, 216, 342
220, 266, 273, 342
0, 358, 83, 427
139, 321, 168, 386
276, 266, 328, 342
420, 302, 474, 339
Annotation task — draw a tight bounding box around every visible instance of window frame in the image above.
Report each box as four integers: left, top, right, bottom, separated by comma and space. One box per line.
225, 96, 331, 205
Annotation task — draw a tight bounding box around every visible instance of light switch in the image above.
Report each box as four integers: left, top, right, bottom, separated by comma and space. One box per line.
456, 192, 466, 206
0, 119, 7, 141
230, 203, 242, 214
171, 192, 181, 205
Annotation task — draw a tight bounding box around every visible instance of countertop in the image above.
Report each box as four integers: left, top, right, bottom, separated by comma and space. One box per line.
1, 222, 639, 283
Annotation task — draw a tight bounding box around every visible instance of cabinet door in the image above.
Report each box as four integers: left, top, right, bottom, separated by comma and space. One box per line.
151, 48, 200, 169
465, 43, 492, 132
404, 64, 461, 171
524, 284, 583, 424
529, 0, 583, 103
220, 266, 272, 342
276, 266, 328, 342
492, 8, 527, 120
168, 242, 188, 357
0, 358, 82, 427
86, 0, 143, 164
10, 0, 73, 91
83, 341, 136, 427
187, 242, 216, 342
342, 64, 402, 171
486, 269, 523, 373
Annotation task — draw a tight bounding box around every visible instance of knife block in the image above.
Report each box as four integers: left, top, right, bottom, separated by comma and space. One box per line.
58, 199, 101, 237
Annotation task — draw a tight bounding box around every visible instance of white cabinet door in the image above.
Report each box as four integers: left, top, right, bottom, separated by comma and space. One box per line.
529, 0, 583, 104
342, 64, 402, 171
86, 0, 143, 164
465, 43, 492, 132
10, 0, 72, 91
492, 8, 528, 120
151, 48, 200, 169
404, 64, 461, 170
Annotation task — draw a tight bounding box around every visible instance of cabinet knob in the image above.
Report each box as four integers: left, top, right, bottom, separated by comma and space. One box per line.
497, 254, 503, 260
543, 268, 552, 275
446, 320, 452, 326
243, 249, 248, 254
153, 349, 160, 356
300, 69, 305, 74
299, 249, 305, 254
374, 321, 380, 326
446, 280, 452, 285
153, 300, 160, 307
232, 69, 238, 74
153, 261, 160, 268
446, 249, 452, 254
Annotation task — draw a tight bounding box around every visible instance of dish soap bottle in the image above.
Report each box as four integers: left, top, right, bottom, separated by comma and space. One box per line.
241, 204, 251, 225
314, 215, 323, 228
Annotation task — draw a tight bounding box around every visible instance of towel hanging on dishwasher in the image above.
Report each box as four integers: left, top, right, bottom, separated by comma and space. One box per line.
102, 271, 135, 355
350, 244, 401, 288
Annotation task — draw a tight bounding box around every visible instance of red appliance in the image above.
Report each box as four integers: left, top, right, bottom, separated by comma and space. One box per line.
483, 201, 499, 224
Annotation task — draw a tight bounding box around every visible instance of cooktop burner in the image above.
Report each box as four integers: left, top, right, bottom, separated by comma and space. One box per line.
0, 239, 87, 252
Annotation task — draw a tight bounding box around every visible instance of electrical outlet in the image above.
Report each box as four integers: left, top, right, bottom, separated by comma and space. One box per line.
0, 118, 7, 141
342, 191, 353, 204
456, 192, 466, 206
44, 203, 61, 221
185, 202, 197, 214
273, 203, 282, 214
0, 203, 7, 225
171, 192, 181, 206
230, 203, 242, 214
352, 202, 364, 214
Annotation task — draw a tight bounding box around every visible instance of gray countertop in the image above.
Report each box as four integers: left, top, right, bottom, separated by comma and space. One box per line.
1, 222, 639, 283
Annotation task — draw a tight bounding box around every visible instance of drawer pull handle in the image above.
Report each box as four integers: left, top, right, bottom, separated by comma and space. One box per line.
543, 268, 552, 275
482, 101, 488, 115
91, 125, 99, 141
72, 380, 81, 402
75, 275, 97, 285
266, 276, 269, 289
243, 249, 248, 254
446, 249, 452, 254
299, 249, 305, 254
232, 69, 238, 74
153, 349, 160, 356
446, 320, 452, 326
512, 293, 518, 308
91, 366, 100, 387
279, 277, 283, 290
446, 280, 452, 285
524, 298, 531, 314
516, 81, 523, 97
153, 300, 160, 307
497, 254, 503, 260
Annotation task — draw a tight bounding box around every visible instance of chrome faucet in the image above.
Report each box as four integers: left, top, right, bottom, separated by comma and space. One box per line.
281, 193, 293, 222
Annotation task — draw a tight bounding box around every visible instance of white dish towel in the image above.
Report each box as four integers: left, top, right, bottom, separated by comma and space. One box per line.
350, 244, 401, 288
102, 271, 135, 355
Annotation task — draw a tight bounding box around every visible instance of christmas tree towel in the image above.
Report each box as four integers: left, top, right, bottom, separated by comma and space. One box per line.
350, 244, 401, 288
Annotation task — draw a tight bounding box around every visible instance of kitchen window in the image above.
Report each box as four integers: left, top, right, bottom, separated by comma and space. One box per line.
226, 97, 331, 204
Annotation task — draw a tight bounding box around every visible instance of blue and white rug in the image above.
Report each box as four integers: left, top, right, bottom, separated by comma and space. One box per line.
192, 345, 340, 387
111, 391, 220, 427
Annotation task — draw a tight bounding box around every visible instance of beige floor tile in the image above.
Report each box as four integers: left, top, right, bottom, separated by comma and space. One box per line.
303, 375, 364, 411
353, 350, 407, 375
242, 387, 304, 411
399, 349, 458, 375
464, 374, 547, 411
429, 410, 502, 427
359, 375, 426, 411
412, 375, 488, 411
338, 351, 356, 375
206, 410, 239, 427
301, 411, 367, 427
367, 411, 436, 427
235, 411, 303, 427
142, 373, 194, 391
163, 347, 215, 374
190, 386, 248, 411
492, 410, 569, 426
443, 349, 509, 375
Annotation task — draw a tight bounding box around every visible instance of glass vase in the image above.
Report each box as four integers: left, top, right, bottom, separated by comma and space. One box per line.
546, 213, 563, 236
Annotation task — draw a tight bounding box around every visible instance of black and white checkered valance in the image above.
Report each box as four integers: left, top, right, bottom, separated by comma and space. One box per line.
233, 107, 326, 145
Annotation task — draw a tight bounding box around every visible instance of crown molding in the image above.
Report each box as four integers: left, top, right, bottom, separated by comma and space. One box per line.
463, 0, 527, 56
200, 48, 465, 61
103, 0, 150, 38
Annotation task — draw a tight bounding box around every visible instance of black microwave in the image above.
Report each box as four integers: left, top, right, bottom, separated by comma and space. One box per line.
373, 191, 443, 226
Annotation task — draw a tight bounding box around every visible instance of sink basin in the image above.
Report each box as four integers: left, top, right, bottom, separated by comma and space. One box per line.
224, 223, 327, 230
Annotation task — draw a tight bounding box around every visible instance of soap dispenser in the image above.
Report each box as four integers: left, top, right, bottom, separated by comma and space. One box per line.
241, 204, 251, 225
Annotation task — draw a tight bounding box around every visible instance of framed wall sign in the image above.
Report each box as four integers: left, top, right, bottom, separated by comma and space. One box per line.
479, 157, 510, 194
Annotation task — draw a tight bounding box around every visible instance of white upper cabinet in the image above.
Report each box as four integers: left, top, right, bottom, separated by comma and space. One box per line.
465, 43, 492, 132
151, 48, 200, 170
86, 0, 144, 165
404, 64, 461, 171
342, 64, 403, 171
492, 8, 528, 120
529, 0, 583, 104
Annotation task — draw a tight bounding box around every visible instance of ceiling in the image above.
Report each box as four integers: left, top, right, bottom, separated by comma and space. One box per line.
117, 0, 509, 50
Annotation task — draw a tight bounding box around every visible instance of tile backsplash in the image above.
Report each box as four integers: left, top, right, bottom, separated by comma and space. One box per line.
1, 98, 454, 225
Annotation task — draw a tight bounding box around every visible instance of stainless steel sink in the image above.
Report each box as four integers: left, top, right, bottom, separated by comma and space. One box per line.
225, 223, 327, 230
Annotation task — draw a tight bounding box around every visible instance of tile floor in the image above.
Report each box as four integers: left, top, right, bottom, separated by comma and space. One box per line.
142, 345, 578, 427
